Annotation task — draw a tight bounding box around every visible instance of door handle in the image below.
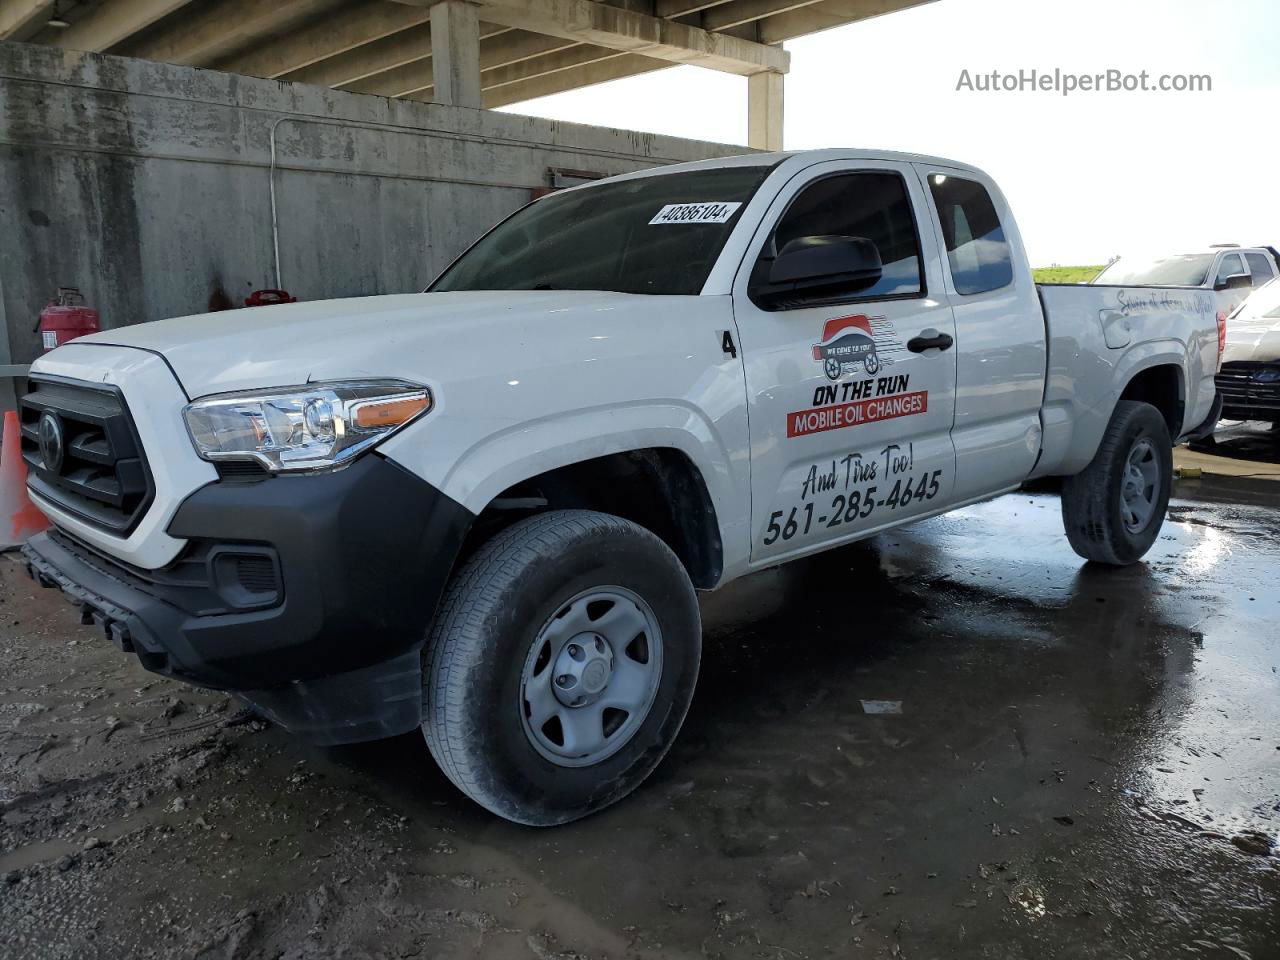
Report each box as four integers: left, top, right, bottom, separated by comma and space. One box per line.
906, 330, 954, 353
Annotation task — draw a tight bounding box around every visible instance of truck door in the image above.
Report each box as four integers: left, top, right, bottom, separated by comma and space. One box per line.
732, 161, 958, 564
913, 166, 1046, 500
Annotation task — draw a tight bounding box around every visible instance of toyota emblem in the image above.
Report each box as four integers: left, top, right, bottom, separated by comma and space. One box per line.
37, 411, 64, 474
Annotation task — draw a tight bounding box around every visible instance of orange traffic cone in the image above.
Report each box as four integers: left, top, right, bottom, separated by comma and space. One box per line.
0, 411, 49, 550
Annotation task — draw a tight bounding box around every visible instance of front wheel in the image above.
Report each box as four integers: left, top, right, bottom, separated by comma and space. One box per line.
1061, 400, 1172, 565
421, 510, 701, 825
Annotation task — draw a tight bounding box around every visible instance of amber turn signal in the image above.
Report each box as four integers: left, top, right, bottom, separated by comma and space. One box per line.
352, 393, 431, 430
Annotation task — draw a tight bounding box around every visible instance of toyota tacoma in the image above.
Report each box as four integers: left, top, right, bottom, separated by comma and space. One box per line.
20, 150, 1221, 824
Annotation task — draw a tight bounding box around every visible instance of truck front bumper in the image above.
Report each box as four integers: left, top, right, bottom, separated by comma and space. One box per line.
22, 454, 472, 745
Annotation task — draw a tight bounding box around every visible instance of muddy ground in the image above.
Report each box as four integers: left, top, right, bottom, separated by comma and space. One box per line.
2, 444, 1278, 959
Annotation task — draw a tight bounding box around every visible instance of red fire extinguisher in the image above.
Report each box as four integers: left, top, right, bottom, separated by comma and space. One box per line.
36, 288, 100, 353
244, 289, 296, 307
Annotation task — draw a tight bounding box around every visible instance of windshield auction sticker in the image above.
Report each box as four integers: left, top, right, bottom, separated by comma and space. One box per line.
649, 202, 742, 225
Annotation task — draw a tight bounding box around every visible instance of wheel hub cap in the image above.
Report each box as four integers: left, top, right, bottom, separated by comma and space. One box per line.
1120, 437, 1160, 533
519, 587, 663, 768
552, 634, 614, 705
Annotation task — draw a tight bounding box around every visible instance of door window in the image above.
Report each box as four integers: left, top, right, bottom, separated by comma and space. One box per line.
927, 175, 1013, 295
757, 172, 924, 301
1215, 253, 1247, 285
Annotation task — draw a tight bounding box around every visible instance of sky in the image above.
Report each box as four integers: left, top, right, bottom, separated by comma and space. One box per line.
499, 0, 1280, 267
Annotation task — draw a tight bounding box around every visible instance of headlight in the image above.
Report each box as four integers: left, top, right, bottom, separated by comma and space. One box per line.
183, 380, 431, 473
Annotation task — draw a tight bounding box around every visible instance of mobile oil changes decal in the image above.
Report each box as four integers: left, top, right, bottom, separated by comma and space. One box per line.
648, 202, 742, 225
787, 314, 924, 438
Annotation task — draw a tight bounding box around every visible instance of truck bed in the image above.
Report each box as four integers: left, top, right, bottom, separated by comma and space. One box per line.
1033, 283, 1220, 477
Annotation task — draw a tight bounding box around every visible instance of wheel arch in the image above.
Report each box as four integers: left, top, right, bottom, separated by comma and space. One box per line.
1040, 345, 1191, 478
420, 406, 739, 590
463, 447, 726, 590
1118, 361, 1185, 439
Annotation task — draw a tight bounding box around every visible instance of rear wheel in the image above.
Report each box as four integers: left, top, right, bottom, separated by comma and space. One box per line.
1061, 400, 1172, 565
421, 510, 701, 825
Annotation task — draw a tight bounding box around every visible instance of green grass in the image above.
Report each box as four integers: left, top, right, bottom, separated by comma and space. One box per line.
1032, 265, 1105, 285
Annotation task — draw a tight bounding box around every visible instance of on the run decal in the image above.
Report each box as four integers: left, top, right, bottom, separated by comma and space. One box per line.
787, 313, 923, 438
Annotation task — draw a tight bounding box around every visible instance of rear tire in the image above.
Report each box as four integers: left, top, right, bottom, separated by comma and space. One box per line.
1061, 400, 1172, 566
421, 510, 701, 825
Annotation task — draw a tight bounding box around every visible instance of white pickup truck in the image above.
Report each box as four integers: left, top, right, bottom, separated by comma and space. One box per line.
20, 149, 1220, 825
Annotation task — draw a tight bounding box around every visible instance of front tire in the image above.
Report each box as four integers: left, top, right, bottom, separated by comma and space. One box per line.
421, 510, 701, 825
1061, 400, 1172, 565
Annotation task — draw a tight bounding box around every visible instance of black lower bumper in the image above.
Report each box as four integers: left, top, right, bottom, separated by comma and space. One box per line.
22, 454, 472, 744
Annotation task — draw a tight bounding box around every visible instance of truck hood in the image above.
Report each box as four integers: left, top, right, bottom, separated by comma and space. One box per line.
1223, 312, 1280, 364
73, 291, 656, 397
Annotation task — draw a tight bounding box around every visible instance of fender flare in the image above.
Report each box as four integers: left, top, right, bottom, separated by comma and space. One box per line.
383, 400, 746, 562
1039, 341, 1190, 478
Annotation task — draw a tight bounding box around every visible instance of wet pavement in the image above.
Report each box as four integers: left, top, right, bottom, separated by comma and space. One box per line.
1, 473, 1278, 959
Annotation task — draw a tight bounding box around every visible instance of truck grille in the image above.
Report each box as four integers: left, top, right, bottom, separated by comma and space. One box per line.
20, 377, 154, 534
1215, 362, 1280, 416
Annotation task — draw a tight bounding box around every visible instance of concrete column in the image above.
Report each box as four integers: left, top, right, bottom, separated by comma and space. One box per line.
431, 1, 482, 109
747, 71, 784, 151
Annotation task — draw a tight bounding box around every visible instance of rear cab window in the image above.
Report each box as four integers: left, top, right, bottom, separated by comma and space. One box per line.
925, 173, 1014, 295
1244, 251, 1277, 287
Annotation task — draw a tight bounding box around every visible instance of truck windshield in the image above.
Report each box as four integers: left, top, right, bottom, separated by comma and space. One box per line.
430, 165, 772, 296
1094, 254, 1215, 287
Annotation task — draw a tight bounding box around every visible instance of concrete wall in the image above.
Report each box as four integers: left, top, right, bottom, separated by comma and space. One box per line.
0, 41, 745, 371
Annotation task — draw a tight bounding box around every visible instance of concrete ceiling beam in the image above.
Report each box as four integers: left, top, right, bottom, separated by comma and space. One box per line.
394, 0, 788, 76
702, 0, 825, 32
285, 22, 435, 87
484, 50, 667, 106
339, 22, 522, 95
759, 0, 933, 43
215, 1, 432, 78
653, 0, 732, 17
49, 0, 195, 52
473, 41, 621, 94
121, 0, 348, 68
0, 0, 55, 41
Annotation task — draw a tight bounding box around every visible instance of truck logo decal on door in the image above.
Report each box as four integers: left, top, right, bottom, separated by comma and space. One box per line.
812, 315, 884, 380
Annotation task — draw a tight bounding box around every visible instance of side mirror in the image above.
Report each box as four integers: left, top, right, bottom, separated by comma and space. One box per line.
1215, 272, 1252, 291
753, 235, 883, 308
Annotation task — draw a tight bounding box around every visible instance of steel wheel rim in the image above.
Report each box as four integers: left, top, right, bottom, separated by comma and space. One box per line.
1120, 437, 1160, 533
519, 586, 663, 768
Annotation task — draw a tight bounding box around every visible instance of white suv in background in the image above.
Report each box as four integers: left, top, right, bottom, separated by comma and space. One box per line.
1094, 244, 1279, 319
